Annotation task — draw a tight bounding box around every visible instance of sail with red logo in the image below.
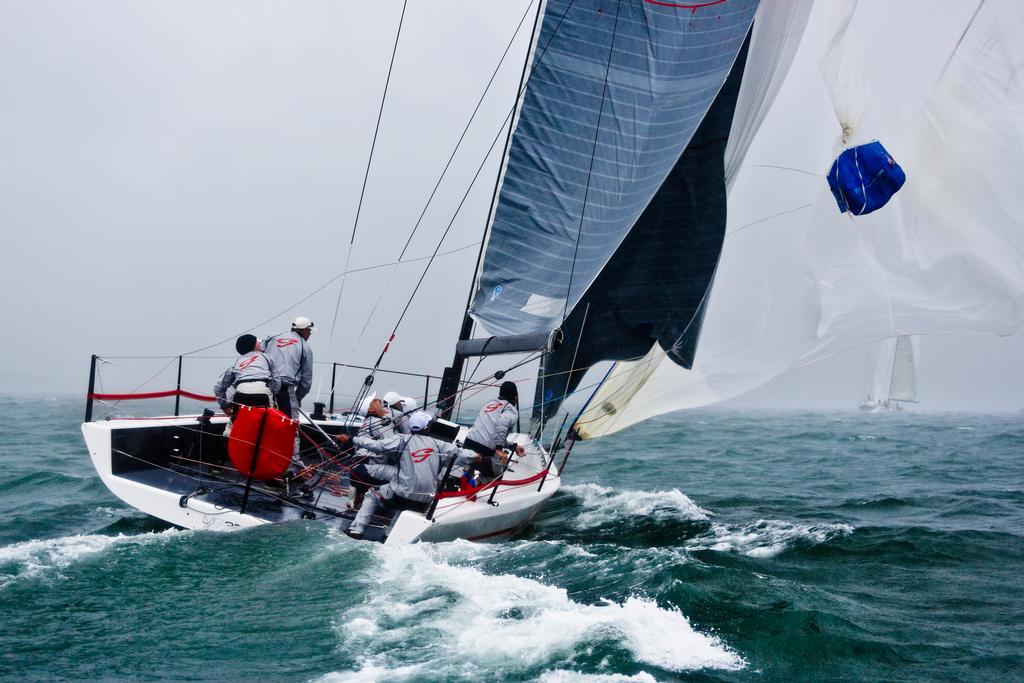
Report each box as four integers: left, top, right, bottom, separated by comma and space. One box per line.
227, 406, 298, 480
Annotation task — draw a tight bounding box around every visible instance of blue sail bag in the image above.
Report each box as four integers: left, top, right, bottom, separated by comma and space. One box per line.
827, 141, 906, 216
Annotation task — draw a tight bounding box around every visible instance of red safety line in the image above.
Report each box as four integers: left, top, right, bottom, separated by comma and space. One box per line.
434, 469, 549, 500
103, 414, 228, 421
89, 389, 217, 402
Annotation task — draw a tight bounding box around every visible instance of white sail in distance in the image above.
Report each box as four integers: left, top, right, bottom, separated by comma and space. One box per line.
888, 335, 918, 404
860, 335, 917, 410
577, 0, 1024, 438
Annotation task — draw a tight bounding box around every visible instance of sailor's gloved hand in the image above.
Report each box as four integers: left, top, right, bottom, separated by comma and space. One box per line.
336, 434, 351, 445
495, 449, 511, 465
514, 444, 525, 456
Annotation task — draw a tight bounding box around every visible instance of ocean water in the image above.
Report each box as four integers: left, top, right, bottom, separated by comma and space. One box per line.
1, 396, 1021, 682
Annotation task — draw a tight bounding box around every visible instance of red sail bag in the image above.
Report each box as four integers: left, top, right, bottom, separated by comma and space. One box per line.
227, 406, 298, 480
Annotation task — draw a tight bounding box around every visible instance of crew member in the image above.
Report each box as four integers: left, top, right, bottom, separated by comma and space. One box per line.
383, 391, 414, 434
338, 411, 481, 539
463, 381, 525, 480
262, 316, 314, 468
346, 393, 398, 509
213, 334, 281, 430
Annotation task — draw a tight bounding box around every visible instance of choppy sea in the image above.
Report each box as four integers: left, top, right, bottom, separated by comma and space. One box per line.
1, 396, 1021, 682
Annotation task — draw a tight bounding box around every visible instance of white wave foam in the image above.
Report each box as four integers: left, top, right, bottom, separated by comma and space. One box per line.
327, 541, 743, 679
564, 483, 711, 528
539, 672, 658, 683
0, 531, 178, 589
318, 663, 424, 683
688, 520, 853, 558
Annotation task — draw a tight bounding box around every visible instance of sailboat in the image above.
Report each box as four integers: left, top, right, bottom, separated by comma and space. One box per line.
80, 0, 1024, 543
859, 336, 918, 412
81, 0, 800, 543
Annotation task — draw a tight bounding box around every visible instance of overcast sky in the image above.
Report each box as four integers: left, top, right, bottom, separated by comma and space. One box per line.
2, 1, 1022, 414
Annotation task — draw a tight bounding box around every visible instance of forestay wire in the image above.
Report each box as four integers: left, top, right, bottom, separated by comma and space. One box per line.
346, 0, 579, 414
369, 0, 578, 363
328, 0, 541, 405
318, 0, 409, 401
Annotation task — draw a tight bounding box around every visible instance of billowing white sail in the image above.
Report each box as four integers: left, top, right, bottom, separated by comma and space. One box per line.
577, 0, 1024, 438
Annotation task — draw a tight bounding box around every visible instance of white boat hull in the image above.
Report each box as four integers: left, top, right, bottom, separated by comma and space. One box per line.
81, 415, 560, 544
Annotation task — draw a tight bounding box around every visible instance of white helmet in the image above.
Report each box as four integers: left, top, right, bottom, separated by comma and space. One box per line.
408, 411, 431, 433
358, 393, 377, 417
291, 316, 315, 331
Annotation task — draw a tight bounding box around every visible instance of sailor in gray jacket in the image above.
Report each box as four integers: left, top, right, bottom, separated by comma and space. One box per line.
261, 316, 314, 418
463, 381, 525, 479
382, 391, 415, 435
346, 393, 400, 509
337, 411, 480, 539
213, 334, 281, 410
261, 316, 314, 469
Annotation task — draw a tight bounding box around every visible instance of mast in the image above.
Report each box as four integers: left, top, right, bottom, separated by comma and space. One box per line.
437, 0, 546, 419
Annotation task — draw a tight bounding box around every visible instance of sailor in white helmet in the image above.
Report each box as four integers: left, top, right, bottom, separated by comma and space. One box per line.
382, 391, 413, 434
463, 381, 525, 481
345, 393, 398, 509
337, 411, 480, 539
261, 316, 315, 469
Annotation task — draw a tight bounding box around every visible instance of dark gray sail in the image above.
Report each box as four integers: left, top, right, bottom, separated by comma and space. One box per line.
535, 28, 752, 423
470, 0, 759, 338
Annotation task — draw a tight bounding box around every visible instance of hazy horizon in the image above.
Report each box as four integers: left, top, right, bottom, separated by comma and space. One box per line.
2, 1, 1022, 415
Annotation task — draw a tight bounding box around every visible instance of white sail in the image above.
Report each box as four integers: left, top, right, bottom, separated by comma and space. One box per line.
862, 337, 897, 407
859, 335, 916, 410
577, 0, 1024, 438
888, 335, 918, 403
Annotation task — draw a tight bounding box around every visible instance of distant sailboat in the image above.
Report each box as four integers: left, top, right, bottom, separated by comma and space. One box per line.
859, 336, 918, 412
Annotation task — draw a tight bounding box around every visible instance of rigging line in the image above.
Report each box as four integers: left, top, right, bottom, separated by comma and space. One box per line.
326, 0, 538, 404
742, 164, 820, 177
546, 301, 589, 440
560, 0, 622, 322
936, 0, 985, 86
97, 356, 178, 411
397, 0, 536, 266
319, 0, 409, 399
725, 203, 814, 237
372, 0, 580, 371
177, 240, 480, 358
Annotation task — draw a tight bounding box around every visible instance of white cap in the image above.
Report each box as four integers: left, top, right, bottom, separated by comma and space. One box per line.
382, 391, 403, 408
357, 393, 377, 417
408, 411, 431, 433
291, 316, 315, 331
401, 396, 417, 411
